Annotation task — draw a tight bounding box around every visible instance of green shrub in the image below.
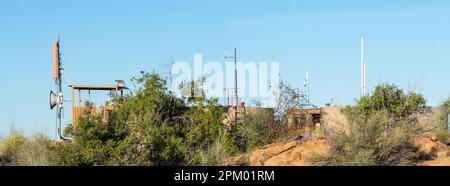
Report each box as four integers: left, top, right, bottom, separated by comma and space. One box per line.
55, 72, 235, 166
436, 97, 450, 132
54, 102, 124, 166
239, 109, 275, 151
198, 131, 234, 165
325, 110, 416, 166
319, 83, 425, 166
353, 83, 427, 120
433, 97, 450, 144
185, 98, 227, 154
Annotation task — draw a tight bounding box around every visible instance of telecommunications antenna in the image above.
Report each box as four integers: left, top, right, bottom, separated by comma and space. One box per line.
360, 36, 366, 97
49, 36, 67, 140
304, 72, 310, 107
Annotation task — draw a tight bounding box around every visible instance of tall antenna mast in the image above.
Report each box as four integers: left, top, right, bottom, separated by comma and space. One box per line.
361, 37, 366, 97
169, 56, 174, 95
234, 48, 238, 114
49, 36, 68, 140
304, 71, 310, 107
54, 38, 63, 139
225, 48, 238, 125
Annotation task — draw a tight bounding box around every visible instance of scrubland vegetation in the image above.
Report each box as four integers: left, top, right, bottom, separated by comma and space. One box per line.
435, 98, 450, 144
0, 129, 54, 166
1, 72, 449, 166
310, 84, 450, 166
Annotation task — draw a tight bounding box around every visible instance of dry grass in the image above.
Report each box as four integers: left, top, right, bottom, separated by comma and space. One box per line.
0, 130, 54, 166
416, 107, 441, 131
436, 148, 449, 160
321, 106, 349, 137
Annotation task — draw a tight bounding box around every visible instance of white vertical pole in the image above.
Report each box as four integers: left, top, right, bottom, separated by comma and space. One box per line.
361, 37, 365, 97
363, 61, 366, 96
305, 72, 309, 106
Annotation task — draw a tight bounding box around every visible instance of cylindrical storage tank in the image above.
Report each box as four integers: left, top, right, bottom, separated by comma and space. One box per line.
53, 41, 59, 81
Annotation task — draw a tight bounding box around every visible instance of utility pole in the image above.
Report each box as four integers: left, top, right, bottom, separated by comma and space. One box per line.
52, 37, 64, 140
169, 56, 174, 95
225, 48, 238, 125
304, 71, 310, 108
361, 37, 366, 97
234, 48, 238, 114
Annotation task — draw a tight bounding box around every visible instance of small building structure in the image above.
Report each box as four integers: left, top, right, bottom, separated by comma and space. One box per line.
287, 108, 322, 138
69, 80, 127, 129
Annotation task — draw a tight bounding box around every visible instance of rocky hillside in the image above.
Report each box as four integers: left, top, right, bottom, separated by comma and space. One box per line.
224, 138, 329, 166
224, 132, 450, 166
224, 107, 450, 166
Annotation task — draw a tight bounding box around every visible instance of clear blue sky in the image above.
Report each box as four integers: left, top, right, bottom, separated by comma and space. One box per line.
1, 0, 449, 138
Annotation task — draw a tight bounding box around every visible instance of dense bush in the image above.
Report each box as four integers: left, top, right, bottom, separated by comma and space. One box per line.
435, 97, 450, 144
54, 72, 236, 166
320, 83, 426, 166
111, 73, 188, 165
325, 110, 416, 166
54, 103, 122, 165
354, 83, 427, 120
239, 108, 275, 151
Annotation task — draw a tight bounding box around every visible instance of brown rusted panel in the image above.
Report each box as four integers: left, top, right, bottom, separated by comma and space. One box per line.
53, 41, 59, 81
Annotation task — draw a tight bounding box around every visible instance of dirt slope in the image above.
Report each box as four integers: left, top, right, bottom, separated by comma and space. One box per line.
224, 139, 330, 166
414, 132, 450, 165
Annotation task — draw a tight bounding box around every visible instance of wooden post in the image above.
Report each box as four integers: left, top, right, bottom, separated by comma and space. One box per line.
78, 89, 81, 107
116, 85, 118, 98
71, 87, 74, 129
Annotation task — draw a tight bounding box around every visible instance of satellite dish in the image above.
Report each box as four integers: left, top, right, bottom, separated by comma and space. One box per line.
49, 91, 57, 110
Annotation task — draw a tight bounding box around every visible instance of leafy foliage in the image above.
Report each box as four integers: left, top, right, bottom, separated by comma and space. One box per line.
239, 109, 275, 151
325, 110, 416, 166
435, 97, 450, 144
354, 83, 427, 120
321, 83, 426, 166
55, 72, 235, 166
54, 102, 124, 165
